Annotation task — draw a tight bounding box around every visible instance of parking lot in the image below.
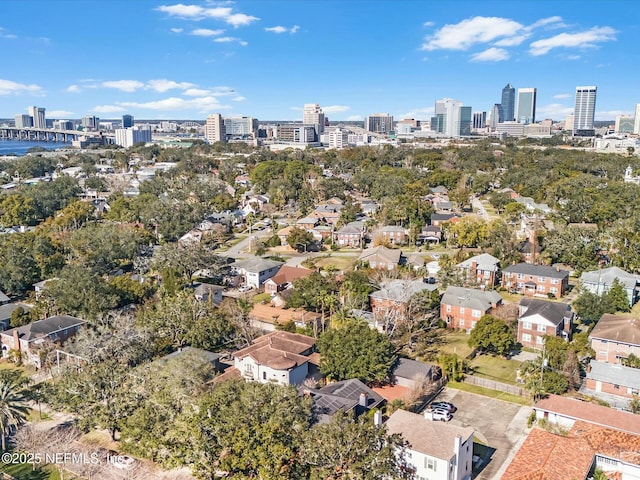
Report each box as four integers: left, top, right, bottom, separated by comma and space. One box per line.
431, 388, 531, 480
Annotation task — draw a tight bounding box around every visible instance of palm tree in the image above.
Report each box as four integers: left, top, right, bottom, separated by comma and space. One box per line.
0, 376, 30, 451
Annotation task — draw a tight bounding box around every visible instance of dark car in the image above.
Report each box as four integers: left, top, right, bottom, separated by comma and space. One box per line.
430, 401, 456, 413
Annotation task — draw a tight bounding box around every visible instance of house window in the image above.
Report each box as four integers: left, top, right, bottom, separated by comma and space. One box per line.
459, 319, 465, 327
537, 325, 546, 333
460, 307, 465, 314
425, 458, 436, 471
537, 276, 546, 282
550, 287, 558, 294
517, 282, 524, 289
536, 336, 544, 345
537, 285, 546, 292
472, 309, 481, 318
551, 278, 559, 285
517, 273, 525, 280
446, 305, 452, 313
523, 321, 532, 330
614, 384, 620, 390
483, 271, 491, 278
262, 371, 267, 380
522, 334, 532, 342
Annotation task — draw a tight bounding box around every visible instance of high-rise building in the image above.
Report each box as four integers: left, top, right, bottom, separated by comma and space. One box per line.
364, 113, 394, 134
224, 116, 258, 139
432, 99, 471, 137
501, 84, 515, 122
430, 100, 447, 133
302, 104, 325, 137
204, 113, 225, 143
564, 114, 574, 132
122, 114, 134, 128
489, 104, 502, 130
277, 124, 317, 143
634, 104, 640, 135
29, 106, 46, 129
14, 114, 32, 128
53, 120, 74, 130
573, 86, 597, 136
516, 88, 537, 124
328, 128, 349, 149
81, 115, 100, 130
114, 126, 152, 148
472, 112, 487, 130
615, 115, 635, 134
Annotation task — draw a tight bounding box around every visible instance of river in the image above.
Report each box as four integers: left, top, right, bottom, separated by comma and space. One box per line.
0, 139, 72, 156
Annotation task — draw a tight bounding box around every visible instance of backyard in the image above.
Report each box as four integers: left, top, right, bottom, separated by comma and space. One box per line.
469, 353, 522, 385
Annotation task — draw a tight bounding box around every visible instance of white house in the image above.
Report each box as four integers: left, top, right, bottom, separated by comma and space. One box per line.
385, 409, 475, 480
232, 257, 284, 289
232, 331, 316, 386
580, 266, 640, 307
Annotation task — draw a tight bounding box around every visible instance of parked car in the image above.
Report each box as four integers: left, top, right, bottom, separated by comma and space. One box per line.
430, 409, 452, 422
238, 285, 252, 293
431, 401, 456, 413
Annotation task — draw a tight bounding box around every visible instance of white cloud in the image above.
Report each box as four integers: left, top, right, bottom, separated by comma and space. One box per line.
553, 93, 572, 99
156, 4, 258, 27
232, 96, 246, 102
146, 79, 196, 92
323, 105, 350, 114
92, 105, 127, 113
191, 28, 224, 36
395, 107, 434, 120
421, 16, 524, 51
290, 25, 300, 34
470, 47, 510, 62
535, 103, 574, 120
118, 96, 230, 113
214, 36, 247, 46
423, 21, 434, 27
529, 26, 617, 56
67, 85, 81, 93
170, 27, 183, 33
265, 26, 287, 34
48, 110, 74, 117
346, 115, 363, 121
102, 80, 145, 92
0, 78, 43, 95
494, 35, 529, 47
595, 110, 632, 121
526, 16, 564, 30
183, 88, 212, 96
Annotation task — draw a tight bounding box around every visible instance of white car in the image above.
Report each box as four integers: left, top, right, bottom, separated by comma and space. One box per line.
429, 409, 452, 422
238, 285, 252, 292
111, 455, 136, 470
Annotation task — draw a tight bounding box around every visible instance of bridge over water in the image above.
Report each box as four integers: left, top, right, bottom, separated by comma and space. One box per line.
0, 126, 114, 143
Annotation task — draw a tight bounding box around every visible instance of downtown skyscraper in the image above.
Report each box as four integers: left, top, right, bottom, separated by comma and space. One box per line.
573, 86, 597, 136
516, 88, 537, 124
501, 84, 515, 122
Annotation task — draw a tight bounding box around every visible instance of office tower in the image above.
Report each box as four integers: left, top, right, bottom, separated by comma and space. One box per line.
501, 84, 515, 122
328, 128, 349, 148
489, 104, 502, 129
53, 120, 74, 130
634, 104, 640, 135
14, 114, 32, 128
564, 114, 574, 132
122, 114, 134, 128
472, 112, 487, 130
114, 126, 152, 148
364, 113, 394, 134
277, 124, 317, 143
303, 104, 325, 137
615, 115, 635, 134
29, 106, 46, 129
516, 88, 537, 124
432, 99, 471, 137
204, 113, 225, 143
81, 115, 100, 129
431, 100, 447, 133
223, 116, 258, 139
573, 86, 597, 136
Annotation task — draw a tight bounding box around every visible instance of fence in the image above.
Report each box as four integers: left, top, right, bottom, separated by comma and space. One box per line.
462, 374, 529, 398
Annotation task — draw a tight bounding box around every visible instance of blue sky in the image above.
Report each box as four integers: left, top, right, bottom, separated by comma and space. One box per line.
1, 0, 639, 121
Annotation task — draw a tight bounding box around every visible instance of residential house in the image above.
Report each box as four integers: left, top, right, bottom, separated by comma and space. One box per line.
160, 346, 222, 373
386, 409, 475, 480
264, 265, 314, 295
419, 225, 442, 244
248, 303, 321, 332
391, 358, 437, 390
431, 213, 460, 227
457, 253, 500, 287
358, 246, 403, 270
0, 303, 31, 331
312, 203, 343, 226
585, 360, 640, 400
306, 378, 385, 424
369, 279, 438, 328
277, 225, 294, 246
193, 283, 224, 305
518, 239, 541, 264
502, 395, 640, 480
312, 225, 333, 243
296, 217, 319, 230
501, 263, 569, 297
517, 298, 573, 350
333, 222, 365, 248
33, 279, 56, 300
440, 286, 503, 332
359, 200, 380, 216
0, 315, 85, 367
232, 331, 317, 386
580, 266, 640, 307
589, 314, 640, 364
378, 225, 408, 246
232, 256, 284, 289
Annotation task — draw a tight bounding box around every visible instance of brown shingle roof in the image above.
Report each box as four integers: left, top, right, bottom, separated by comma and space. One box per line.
265, 265, 314, 286
249, 304, 321, 326
589, 314, 640, 347
233, 331, 316, 371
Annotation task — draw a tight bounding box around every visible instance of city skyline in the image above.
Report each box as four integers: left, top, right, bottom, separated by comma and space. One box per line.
1, 1, 638, 121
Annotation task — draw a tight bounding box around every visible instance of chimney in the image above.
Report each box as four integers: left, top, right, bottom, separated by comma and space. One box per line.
373, 410, 382, 426
359, 392, 368, 407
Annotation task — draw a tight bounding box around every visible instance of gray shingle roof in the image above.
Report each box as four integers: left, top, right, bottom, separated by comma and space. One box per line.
441, 286, 502, 311
580, 266, 639, 290
587, 360, 640, 390
519, 298, 572, 326
370, 279, 437, 302
393, 358, 434, 380
457, 253, 500, 272
2, 315, 85, 342
589, 314, 640, 346
502, 263, 569, 279
233, 256, 284, 273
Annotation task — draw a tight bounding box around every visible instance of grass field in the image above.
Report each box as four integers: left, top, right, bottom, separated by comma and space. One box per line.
469, 354, 522, 385
438, 331, 475, 358
0, 461, 68, 480
447, 380, 530, 405
308, 255, 357, 272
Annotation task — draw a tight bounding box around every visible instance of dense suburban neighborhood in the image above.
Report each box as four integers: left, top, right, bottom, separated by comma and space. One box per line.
1, 127, 640, 480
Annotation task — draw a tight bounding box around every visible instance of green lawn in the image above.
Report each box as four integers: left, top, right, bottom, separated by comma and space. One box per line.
469, 354, 522, 385
447, 380, 530, 405
438, 331, 475, 358
0, 461, 68, 480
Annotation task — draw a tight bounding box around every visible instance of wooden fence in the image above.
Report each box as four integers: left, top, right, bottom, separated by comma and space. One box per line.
462, 374, 529, 398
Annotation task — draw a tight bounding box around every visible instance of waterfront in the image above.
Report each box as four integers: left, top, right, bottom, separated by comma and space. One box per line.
0, 139, 71, 156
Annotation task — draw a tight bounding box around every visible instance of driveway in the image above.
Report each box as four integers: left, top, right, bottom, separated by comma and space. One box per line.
432, 388, 531, 480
